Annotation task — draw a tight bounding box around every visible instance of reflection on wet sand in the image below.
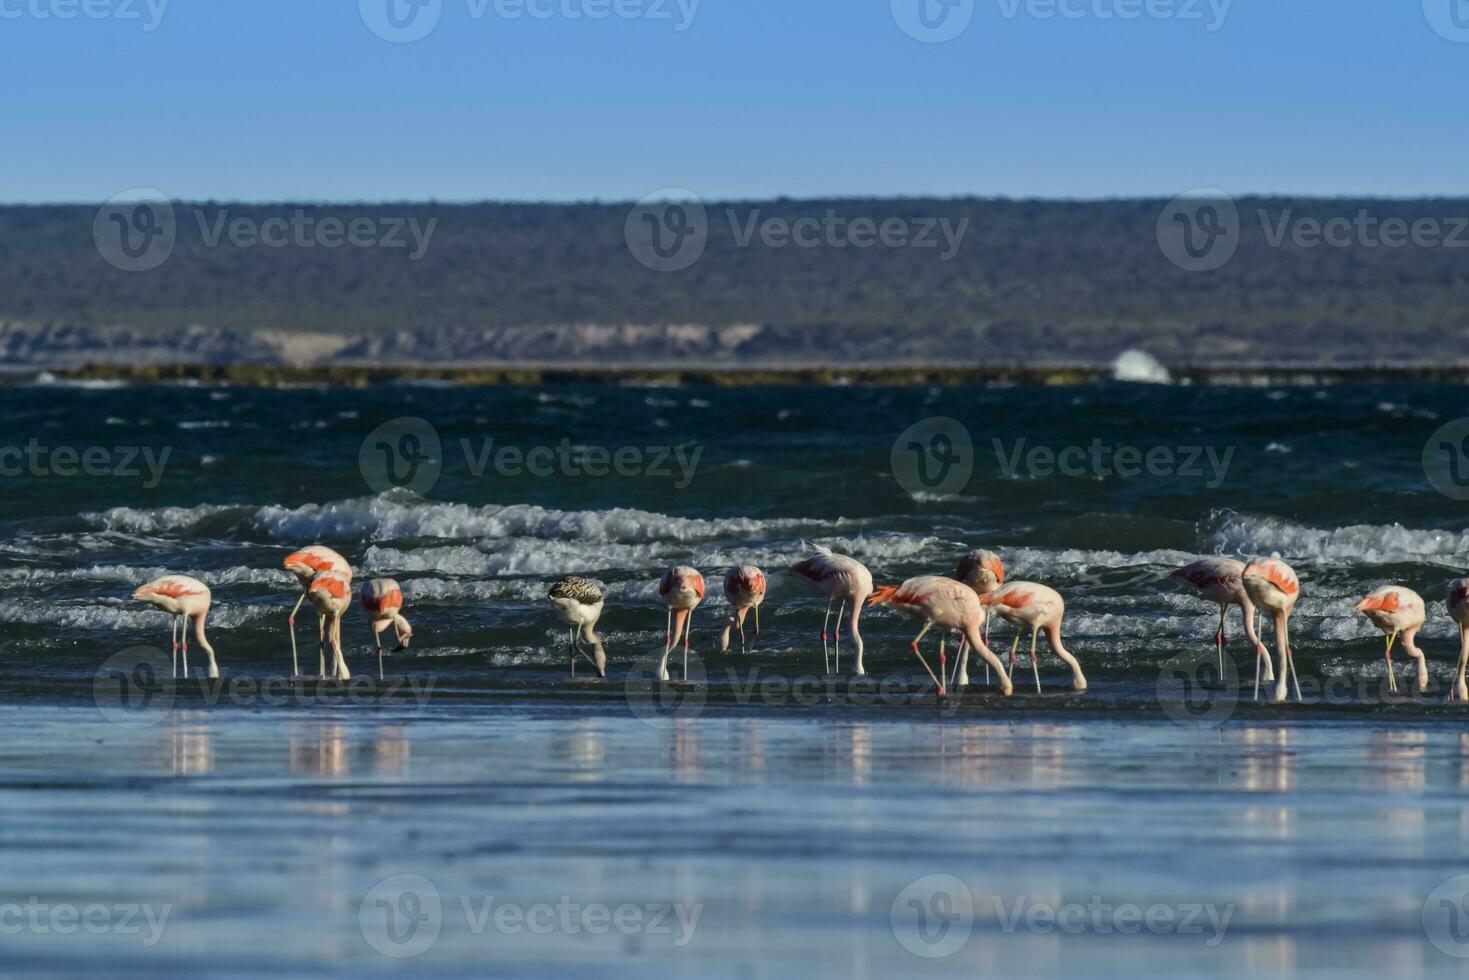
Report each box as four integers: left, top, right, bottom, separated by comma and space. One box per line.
18, 706, 1469, 977
1373, 729, 1427, 792
553, 721, 606, 781
1235, 726, 1295, 793
372, 726, 411, 777
292, 724, 351, 777
286, 723, 413, 778
157, 714, 214, 775
671, 718, 702, 783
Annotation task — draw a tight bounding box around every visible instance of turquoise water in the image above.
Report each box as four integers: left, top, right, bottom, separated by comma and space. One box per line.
2, 378, 1469, 976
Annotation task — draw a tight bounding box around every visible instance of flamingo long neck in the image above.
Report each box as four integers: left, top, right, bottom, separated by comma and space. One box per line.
192, 612, 214, 657
846, 598, 864, 672
1239, 598, 1262, 649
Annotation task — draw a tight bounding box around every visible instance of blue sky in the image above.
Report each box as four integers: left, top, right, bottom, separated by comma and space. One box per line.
3, 0, 1466, 202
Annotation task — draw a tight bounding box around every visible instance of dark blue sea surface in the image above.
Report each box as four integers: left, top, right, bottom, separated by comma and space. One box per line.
1, 377, 1468, 977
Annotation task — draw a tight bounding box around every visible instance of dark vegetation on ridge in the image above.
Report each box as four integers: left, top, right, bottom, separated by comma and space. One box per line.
1, 197, 1466, 365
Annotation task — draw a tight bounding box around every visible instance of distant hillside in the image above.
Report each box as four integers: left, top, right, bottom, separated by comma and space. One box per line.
1, 197, 1466, 366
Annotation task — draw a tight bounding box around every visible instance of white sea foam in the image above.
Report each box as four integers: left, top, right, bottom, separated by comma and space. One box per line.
1208, 512, 1469, 566
82, 503, 243, 535
89, 493, 834, 546
0, 598, 271, 631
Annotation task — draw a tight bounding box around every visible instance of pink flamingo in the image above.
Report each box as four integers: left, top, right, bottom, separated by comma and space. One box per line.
1446, 579, 1469, 702
868, 576, 1012, 698
1354, 586, 1427, 695
307, 571, 353, 681
658, 565, 704, 682
361, 578, 412, 681
284, 546, 352, 677
720, 565, 766, 654
132, 575, 218, 679
791, 542, 873, 676
980, 582, 1086, 693
955, 549, 1005, 600
1172, 557, 1272, 683
1241, 556, 1302, 703
954, 548, 1004, 683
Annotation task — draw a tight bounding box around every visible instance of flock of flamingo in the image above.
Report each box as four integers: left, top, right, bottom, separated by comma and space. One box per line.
129, 543, 1469, 703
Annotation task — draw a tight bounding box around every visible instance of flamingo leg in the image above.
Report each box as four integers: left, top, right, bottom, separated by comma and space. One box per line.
1454, 623, 1466, 702
170, 615, 179, 679
1287, 644, 1302, 702
318, 614, 327, 678
739, 614, 747, 655
1216, 604, 1227, 680
752, 603, 759, 654
684, 606, 693, 682
908, 622, 943, 697
335, 615, 348, 680
1008, 632, 1020, 673
835, 600, 845, 674
288, 590, 306, 678
950, 638, 965, 687
938, 632, 947, 696
377, 628, 386, 681
657, 607, 673, 682
1385, 630, 1399, 695
1030, 627, 1042, 694
1451, 628, 1463, 705
821, 599, 833, 675
1253, 638, 1262, 702
181, 616, 189, 679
